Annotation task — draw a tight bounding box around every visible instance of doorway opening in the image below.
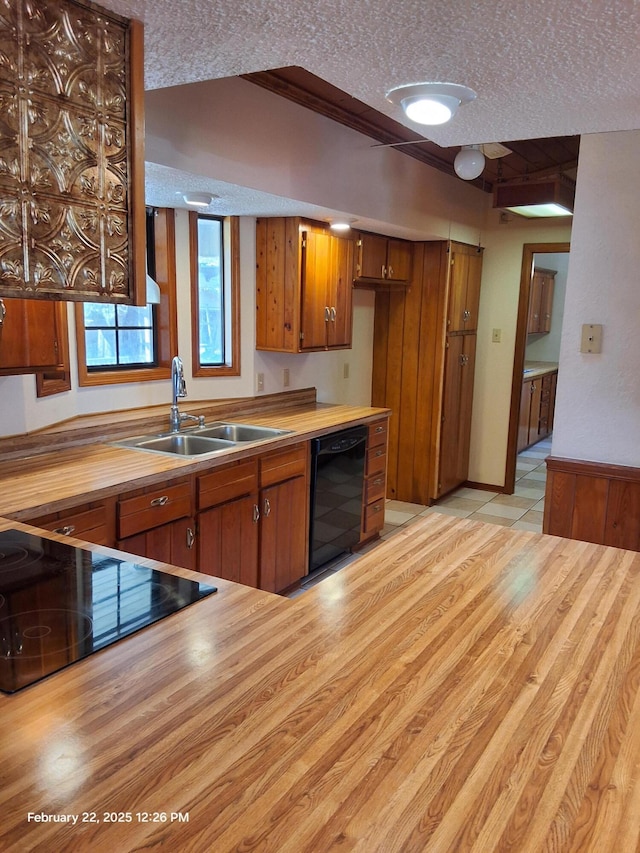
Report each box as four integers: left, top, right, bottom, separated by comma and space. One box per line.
504, 242, 570, 493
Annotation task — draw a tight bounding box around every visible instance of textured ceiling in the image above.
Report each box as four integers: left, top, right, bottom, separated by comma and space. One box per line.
100, 0, 640, 211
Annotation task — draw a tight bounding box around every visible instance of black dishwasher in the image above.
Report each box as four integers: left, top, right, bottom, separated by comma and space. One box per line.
309, 425, 367, 572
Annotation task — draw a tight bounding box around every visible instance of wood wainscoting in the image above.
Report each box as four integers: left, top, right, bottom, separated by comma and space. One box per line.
544, 456, 640, 551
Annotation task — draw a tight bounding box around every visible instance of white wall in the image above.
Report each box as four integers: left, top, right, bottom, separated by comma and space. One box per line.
551, 131, 640, 466
469, 214, 571, 488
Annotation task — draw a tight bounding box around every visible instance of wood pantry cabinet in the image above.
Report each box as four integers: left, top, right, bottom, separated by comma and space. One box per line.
255, 217, 354, 352
353, 232, 412, 285
371, 240, 484, 505
528, 268, 556, 334
0, 298, 66, 374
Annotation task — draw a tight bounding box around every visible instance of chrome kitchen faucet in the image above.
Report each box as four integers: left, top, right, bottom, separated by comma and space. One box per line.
169, 355, 204, 431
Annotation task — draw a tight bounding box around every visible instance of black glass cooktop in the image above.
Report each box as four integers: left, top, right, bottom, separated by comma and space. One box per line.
0, 529, 217, 694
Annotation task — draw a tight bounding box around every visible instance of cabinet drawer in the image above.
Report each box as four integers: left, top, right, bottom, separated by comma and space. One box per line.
366, 444, 387, 476
118, 481, 192, 540
365, 472, 386, 504
362, 499, 385, 537
198, 460, 258, 511
259, 443, 308, 488
368, 419, 388, 448
33, 504, 113, 546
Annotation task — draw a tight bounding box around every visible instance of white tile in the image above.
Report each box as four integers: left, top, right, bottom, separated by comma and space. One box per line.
477, 502, 528, 520
452, 487, 500, 500
522, 470, 547, 482
514, 485, 546, 499
423, 506, 473, 519
386, 500, 429, 514
385, 509, 419, 525
511, 520, 543, 533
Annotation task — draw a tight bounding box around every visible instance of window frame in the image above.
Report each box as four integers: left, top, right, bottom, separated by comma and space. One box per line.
75, 208, 178, 387
190, 212, 240, 377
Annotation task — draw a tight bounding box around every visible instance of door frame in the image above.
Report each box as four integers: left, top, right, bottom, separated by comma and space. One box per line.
504, 241, 570, 493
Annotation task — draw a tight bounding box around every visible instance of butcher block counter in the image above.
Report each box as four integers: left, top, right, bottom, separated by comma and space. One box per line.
3, 512, 640, 852
0, 391, 388, 519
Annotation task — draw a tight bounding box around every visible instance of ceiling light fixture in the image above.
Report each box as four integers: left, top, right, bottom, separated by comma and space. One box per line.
328, 218, 354, 232
454, 145, 486, 180
183, 192, 214, 207
493, 175, 575, 218
386, 82, 477, 126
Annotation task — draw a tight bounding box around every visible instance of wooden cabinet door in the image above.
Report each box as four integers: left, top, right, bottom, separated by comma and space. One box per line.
259, 475, 308, 593
386, 239, 412, 282
119, 517, 197, 571
356, 233, 388, 280
528, 272, 543, 333
326, 233, 354, 348
464, 250, 483, 330
518, 379, 533, 452
540, 273, 555, 333
0, 297, 63, 374
198, 495, 259, 587
447, 251, 469, 332
300, 228, 332, 350
437, 334, 476, 497
529, 378, 542, 442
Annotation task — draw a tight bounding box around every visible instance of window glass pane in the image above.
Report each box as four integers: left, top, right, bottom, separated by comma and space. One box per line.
84, 304, 116, 327
117, 329, 154, 365
85, 329, 117, 366
198, 217, 224, 365
116, 304, 154, 328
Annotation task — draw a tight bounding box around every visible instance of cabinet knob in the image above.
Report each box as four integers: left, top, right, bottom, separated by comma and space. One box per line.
388, 266, 394, 278
382, 264, 387, 278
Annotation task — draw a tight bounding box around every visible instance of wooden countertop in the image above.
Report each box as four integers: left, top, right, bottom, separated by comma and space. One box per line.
0, 401, 389, 519
2, 513, 640, 852
523, 360, 559, 380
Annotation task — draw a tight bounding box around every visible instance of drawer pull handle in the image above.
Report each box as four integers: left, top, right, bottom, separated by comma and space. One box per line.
372, 504, 382, 513
375, 449, 384, 457
150, 495, 169, 507
375, 425, 384, 433
373, 478, 384, 486
263, 498, 271, 517
53, 524, 75, 536
253, 504, 260, 523
186, 527, 195, 549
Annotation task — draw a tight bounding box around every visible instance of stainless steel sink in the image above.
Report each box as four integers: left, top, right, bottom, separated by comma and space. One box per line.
112, 421, 292, 458
113, 432, 236, 457
196, 422, 292, 442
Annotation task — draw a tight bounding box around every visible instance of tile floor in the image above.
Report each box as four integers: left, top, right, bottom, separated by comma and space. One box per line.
290, 437, 552, 598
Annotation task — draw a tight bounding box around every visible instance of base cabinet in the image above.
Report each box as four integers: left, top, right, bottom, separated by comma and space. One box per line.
518, 371, 557, 452
119, 516, 197, 571
360, 419, 388, 543
29, 499, 116, 547
259, 474, 308, 593
198, 495, 259, 587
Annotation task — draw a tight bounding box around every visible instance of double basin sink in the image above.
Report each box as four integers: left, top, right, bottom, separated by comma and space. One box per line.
113, 422, 292, 458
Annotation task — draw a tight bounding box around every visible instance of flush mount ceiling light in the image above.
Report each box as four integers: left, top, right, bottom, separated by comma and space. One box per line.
386, 82, 477, 126
328, 218, 355, 231
182, 192, 215, 207
493, 175, 575, 218
454, 145, 486, 180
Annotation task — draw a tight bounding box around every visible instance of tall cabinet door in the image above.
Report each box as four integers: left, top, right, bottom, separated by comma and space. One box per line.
437, 334, 477, 497
198, 495, 259, 587
326, 234, 354, 348
259, 475, 308, 593
300, 229, 332, 350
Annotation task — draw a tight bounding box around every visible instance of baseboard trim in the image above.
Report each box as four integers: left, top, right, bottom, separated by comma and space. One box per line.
465, 480, 508, 494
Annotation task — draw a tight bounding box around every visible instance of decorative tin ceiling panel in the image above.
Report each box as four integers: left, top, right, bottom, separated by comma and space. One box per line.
0, 0, 139, 301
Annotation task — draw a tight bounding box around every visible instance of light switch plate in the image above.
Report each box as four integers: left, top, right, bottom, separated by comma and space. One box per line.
580, 324, 603, 353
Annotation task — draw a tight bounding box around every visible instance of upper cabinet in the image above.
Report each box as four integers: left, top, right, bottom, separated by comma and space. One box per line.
528, 267, 556, 334
0, 0, 145, 304
446, 242, 483, 332
0, 296, 65, 373
353, 232, 412, 285
256, 217, 354, 353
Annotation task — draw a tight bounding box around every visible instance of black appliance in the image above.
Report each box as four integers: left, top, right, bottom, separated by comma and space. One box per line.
309, 425, 367, 572
0, 529, 217, 694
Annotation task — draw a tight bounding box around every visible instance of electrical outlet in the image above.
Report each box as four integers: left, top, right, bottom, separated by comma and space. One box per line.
256, 372, 264, 392
492, 328, 502, 343
283, 368, 290, 387
343, 362, 350, 379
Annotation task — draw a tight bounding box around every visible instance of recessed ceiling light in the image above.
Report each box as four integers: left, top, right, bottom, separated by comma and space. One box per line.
183, 192, 215, 207
328, 218, 354, 231
386, 82, 477, 126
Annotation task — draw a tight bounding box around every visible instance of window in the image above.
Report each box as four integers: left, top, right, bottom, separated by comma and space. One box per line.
75, 208, 178, 386
190, 213, 240, 377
